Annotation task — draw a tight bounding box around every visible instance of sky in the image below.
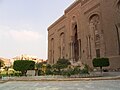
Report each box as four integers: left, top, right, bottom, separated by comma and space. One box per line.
0, 0, 75, 59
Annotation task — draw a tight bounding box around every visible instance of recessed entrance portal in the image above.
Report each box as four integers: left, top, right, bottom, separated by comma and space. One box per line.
73, 25, 79, 62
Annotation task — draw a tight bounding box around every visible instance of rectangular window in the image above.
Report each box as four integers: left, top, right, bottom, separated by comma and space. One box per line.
96, 49, 100, 57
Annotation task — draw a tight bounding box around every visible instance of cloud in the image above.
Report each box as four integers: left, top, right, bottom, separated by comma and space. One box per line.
0, 25, 47, 59
9, 30, 42, 42
0, 25, 43, 42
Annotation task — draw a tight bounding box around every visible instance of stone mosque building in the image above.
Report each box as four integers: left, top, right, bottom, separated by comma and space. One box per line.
48, 0, 120, 69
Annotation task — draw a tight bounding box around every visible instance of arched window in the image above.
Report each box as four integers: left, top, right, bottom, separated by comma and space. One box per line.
60, 33, 65, 58
51, 38, 54, 64
115, 23, 120, 55
116, 0, 120, 54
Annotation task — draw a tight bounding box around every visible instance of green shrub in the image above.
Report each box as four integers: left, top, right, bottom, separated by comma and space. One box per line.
92, 57, 109, 73
73, 66, 80, 75
52, 58, 71, 74
13, 60, 35, 76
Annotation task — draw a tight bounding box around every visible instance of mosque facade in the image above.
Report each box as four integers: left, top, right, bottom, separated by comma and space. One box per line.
48, 0, 120, 69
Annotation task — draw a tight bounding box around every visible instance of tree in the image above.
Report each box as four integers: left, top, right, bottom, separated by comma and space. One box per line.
0, 60, 4, 69
92, 58, 110, 74
13, 60, 35, 76
53, 58, 71, 74
41, 64, 47, 75
0, 60, 4, 76
57, 58, 71, 68
45, 64, 52, 75
35, 63, 42, 76
4, 66, 11, 76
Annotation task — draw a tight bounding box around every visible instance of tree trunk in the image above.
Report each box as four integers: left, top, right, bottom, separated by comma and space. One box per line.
22, 70, 27, 76
100, 66, 102, 75
35, 69, 38, 76
58, 68, 61, 75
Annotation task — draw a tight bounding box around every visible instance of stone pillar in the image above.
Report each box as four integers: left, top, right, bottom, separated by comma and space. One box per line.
79, 39, 81, 59
70, 36, 74, 62
88, 35, 92, 59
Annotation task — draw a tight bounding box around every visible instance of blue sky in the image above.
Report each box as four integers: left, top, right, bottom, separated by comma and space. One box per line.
0, 0, 75, 59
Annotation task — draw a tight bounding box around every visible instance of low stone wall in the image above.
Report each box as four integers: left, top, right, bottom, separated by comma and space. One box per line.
1, 75, 65, 81
1, 74, 101, 81
1, 72, 120, 81
1, 76, 120, 81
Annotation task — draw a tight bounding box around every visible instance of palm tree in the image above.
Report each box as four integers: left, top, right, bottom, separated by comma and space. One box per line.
35, 63, 42, 76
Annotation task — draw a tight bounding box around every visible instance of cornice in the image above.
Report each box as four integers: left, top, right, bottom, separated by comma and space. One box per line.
48, 15, 65, 31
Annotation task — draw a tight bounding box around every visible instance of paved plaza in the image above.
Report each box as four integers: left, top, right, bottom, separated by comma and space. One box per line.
0, 80, 120, 90
0, 72, 120, 90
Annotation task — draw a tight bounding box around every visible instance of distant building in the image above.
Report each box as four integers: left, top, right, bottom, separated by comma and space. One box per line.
48, 0, 120, 69
0, 57, 11, 67
12, 54, 44, 64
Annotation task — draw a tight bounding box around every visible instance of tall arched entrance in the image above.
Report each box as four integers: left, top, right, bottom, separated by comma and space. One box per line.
70, 16, 81, 63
